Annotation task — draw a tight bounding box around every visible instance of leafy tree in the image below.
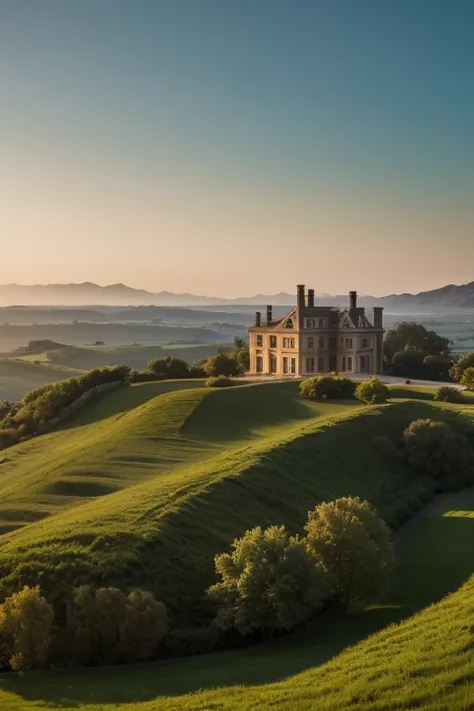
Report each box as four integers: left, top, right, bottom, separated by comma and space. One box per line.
384, 322, 450, 364
355, 377, 390, 404
66, 586, 168, 666
305, 497, 395, 613
434, 386, 463, 403
148, 357, 189, 379
389, 350, 426, 378
0, 585, 54, 670
119, 590, 168, 661
422, 355, 451, 382
300, 376, 355, 400
403, 418, 474, 490
461, 367, 474, 391
207, 525, 323, 637
204, 353, 241, 377
450, 352, 474, 383
66, 585, 128, 665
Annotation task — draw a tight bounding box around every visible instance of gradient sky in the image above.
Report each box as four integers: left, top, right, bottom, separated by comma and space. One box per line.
1, 0, 473, 297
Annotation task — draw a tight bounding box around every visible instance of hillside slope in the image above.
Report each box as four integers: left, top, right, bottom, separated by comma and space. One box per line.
1, 380, 471, 627
0, 488, 472, 711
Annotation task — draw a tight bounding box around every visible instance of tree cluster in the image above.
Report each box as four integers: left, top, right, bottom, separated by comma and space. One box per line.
383, 322, 452, 381
403, 418, 474, 490
207, 497, 394, 637
354, 377, 390, 404
0, 584, 167, 671
299, 376, 356, 400
0, 365, 131, 448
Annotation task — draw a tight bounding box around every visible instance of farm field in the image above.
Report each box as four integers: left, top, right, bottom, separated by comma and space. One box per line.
0, 488, 472, 711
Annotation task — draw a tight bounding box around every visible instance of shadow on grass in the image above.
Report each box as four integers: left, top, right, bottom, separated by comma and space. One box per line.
2, 501, 473, 707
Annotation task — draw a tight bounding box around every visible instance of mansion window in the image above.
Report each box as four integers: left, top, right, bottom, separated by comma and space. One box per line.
283, 356, 296, 374
307, 336, 314, 348
319, 336, 324, 348
362, 337, 369, 348
329, 336, 337, 349
306, 318, 316, 328
283, 337, 295, 349
270, 354, 277, 373
318, 318, 323, 328
256, 335, 263, 347
345, 338, 353, 349
306, 357, 315, 373
318, 356, 324, 372
256, 355, 263, 373
341, 356, 353, 372
270, 335, 277, 348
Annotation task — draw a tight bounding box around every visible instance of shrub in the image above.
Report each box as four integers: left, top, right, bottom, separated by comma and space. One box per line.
207, 525, 323, 637
0, 585, 54, 670
204, 353, 241, 377
128, 369, 166, 383
300, 376, 355, 400
305, 497, 395, 613
403, 418, 474, 490
434, 386, 463, 403
461, 367, 474, 391
66, 586, 168, 666
355, 377, 389, 404
450, 351, 474, 382
206, 376, 234, 388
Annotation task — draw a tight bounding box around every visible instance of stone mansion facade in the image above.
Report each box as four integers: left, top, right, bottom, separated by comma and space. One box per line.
248, 285, 383, 377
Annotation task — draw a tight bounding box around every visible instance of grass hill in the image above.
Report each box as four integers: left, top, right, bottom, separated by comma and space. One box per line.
0, 380, 472, 630
0, 487, 472, 711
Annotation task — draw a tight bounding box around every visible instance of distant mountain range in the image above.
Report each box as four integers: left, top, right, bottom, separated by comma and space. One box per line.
1, 281, 474, 309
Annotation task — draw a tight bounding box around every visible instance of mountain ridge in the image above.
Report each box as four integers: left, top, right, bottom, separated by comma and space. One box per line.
0, 281, 473, 308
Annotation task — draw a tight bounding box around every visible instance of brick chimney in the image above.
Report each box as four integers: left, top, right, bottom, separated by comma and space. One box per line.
373, 307, 383, 329
297, 285, 305, 312
308, 289, 315, 307
255, 311, 261, 327
349, 290, 357, 310
266, 305, 273, 324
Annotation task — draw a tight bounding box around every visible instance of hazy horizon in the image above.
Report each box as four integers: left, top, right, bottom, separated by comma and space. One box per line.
2, 1, 473, 296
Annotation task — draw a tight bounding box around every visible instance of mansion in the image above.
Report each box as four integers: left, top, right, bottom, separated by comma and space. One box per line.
248, 285, 383, 377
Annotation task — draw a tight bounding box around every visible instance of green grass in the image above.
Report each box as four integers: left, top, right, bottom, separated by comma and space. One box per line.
0, 358, 83, 401
0, 379, 472, 627
0, 488, 472, 711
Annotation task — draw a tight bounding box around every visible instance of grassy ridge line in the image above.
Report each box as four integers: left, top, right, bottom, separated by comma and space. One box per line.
0, 398, 460, 624
0, 381, 208, 532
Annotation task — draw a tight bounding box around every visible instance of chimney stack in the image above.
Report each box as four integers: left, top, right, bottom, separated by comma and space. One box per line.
349, 290, 357, 310
373, 307, 383, 329
308, 289, 315, 308
255, 311, 261, 327
297, 284, 305, 312
266, 305, 273, 324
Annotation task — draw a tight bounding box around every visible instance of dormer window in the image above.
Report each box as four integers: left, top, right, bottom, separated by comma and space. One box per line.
285, 319, 294, 329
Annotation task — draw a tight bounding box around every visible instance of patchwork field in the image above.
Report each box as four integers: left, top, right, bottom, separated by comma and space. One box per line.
0, 378, 472, 710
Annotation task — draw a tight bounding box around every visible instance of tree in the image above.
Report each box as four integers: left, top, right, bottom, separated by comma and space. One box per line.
384, 322, 450, 364
66, 585, 127, 665
0, 585, 54, 670
390, 350, 426, 378
403, 418, 474, 490
119, 590, 168, 661
204, 353, 241, 377
66, 586, 168, 666
207, 525, 323, 637
148, 357, 189, 379
461, 367, 474, 391
354, 377, 390, 404
305, 497, 395, 613
450, 352, 474, 383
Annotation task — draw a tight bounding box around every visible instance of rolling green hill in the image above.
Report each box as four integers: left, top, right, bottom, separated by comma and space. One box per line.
0, 488, 472, 711
0, 379, 472, 630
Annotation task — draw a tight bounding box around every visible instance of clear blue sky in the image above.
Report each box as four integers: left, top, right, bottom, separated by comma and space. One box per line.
1, 0, 473, 296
